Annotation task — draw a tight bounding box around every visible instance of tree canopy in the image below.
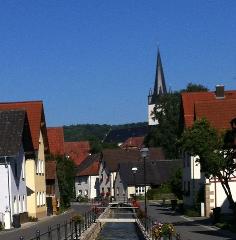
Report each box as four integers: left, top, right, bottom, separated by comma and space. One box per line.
180, 118, 236, 212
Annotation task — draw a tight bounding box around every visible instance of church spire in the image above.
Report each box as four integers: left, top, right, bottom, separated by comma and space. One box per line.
152, 49, 167, 103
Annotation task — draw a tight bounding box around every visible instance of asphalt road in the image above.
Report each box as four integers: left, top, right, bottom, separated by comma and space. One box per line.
144, 202, 236, 240
0, 202, 91, 240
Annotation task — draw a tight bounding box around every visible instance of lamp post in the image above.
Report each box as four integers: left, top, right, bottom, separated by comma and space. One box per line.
131, 167, 138, 198
140, 147, 149, 231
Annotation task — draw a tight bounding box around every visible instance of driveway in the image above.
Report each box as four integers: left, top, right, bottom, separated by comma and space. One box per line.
0, 202, 91, 240
144, 202, 236, 240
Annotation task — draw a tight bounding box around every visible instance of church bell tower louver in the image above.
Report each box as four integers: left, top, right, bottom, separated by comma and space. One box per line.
148, 49, 167, 125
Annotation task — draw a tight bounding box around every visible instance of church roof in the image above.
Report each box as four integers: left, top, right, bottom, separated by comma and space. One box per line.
150, 49, 167, 104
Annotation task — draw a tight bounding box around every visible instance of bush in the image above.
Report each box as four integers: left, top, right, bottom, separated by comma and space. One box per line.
72, 214, 83, 223
0, 221, 4, 231
28, 216, 38, 222
76, 195, 89, 202
184, 208, 200, 217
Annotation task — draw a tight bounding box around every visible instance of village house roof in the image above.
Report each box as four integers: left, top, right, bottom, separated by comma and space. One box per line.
118, 159, 182, 186
101, 148, 165, 172
103, 126, 148, 144
0, 110, 34, 158
64, 141, 90, 166
76, 153, 100, 176
47, 127, 65, 155
120, 136, 144, 149
0, 101, 49, 152
181, 90, 236, 129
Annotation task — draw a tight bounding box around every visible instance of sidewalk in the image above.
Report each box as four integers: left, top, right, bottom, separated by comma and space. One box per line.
0, 203, 90, 240
143, 202, 236, 240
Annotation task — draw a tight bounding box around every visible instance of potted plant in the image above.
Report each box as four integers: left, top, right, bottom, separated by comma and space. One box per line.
152, 222, 175, 240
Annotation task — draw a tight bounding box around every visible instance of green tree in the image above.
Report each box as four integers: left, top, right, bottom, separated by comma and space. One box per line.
181, 83, 208, 92
180, 118, 236, 213
145, 92, 181, 158
55, 155, 76, 209
170, 168, 183, 200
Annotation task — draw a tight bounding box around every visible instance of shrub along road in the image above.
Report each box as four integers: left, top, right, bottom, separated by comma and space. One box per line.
0, 202, 91, 240
144, 202, 236, 240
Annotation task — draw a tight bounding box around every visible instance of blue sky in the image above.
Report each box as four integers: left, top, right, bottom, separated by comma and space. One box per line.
0, 1, 236, 126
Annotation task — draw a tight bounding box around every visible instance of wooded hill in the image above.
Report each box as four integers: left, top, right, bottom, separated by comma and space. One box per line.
63, 122, 147, 142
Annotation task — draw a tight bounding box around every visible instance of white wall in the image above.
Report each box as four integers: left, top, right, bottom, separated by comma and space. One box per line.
75, 175, 99, 199
0, 145, 27, 225
209, 178, 236, 213
148, 104, 158, 125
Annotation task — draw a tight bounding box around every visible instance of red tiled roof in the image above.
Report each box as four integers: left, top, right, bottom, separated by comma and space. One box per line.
76, 153, 100, 176
47, 127, 65, 155
0, 101, 48, 151
181, 91, 236, 129
64, 141, 90, 166
79, 161, 99, 176
121, 136, 144, 149
45, 161, 57, 180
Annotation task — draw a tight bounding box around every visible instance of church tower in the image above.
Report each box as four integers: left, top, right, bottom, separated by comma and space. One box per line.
148, 49, 167, 125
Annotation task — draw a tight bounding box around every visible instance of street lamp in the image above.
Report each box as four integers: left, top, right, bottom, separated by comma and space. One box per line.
140, 147, 149, 231
131, 167, 138, 198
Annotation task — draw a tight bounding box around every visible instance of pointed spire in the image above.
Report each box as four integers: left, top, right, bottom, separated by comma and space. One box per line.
153, 49, 167, 98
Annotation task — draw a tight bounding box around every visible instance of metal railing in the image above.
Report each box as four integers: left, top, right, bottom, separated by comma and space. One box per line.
19, 207, 105, 240
137, 213, 181, 240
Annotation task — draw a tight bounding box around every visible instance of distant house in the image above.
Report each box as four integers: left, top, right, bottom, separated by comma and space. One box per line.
103, 126, 148, 146
0, 110, 34, 228
46, 127, 64, 215
114, 160, 182, 202
75, 154, 100, 199
0, 101, 49, 219
99, 148, 165, 199
64, 141, 90, 166
181, 86, 236, 216
120, 136, 144, 150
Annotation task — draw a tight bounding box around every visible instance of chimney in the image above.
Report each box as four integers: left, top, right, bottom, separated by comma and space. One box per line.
215, 85, 225, 98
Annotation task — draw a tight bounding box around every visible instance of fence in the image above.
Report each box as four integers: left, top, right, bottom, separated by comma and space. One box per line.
19, 207, 105, 240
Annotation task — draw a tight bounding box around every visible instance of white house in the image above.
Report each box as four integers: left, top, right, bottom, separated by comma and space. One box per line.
181, 86, 236, 216
75, 154, 100, 199
0, 110, 35, 229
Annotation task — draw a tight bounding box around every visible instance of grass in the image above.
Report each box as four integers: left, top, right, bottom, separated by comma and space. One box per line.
214, 214, 236, 233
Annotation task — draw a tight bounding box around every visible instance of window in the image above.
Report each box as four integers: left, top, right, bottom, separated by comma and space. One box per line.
37, 192, 40, 206
23, 195, 26, 212
116, 187, 119, 196
22, 158, 25, 180
78, 190, 82, 195
19, 196, 22, 213
84, 190, 88, 196
41, 160, 44, 174
13, 196, 17, 214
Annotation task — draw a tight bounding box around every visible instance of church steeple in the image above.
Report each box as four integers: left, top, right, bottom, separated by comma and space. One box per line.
148, 49, 167, 126
151, 49, 167, 104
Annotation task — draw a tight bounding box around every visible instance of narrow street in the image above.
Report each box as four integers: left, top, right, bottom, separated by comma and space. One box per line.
0, 203, 91, 240
145, 202, 236, 240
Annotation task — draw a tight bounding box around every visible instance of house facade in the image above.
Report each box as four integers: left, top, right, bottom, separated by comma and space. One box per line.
0, 110, 34, 228
0, 101, 49, 219
99, 148, 165, 200
46, 127, 64, 215
75, 154, 100, 199
181, 86, 236, 216
114, 160, 181, 202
